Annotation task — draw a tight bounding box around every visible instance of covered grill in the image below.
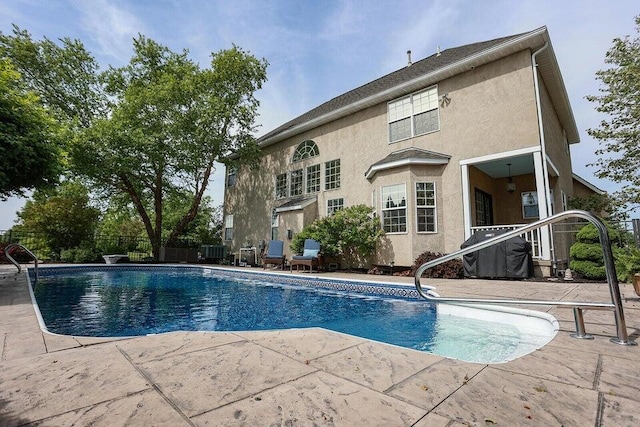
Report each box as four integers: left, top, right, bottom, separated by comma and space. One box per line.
461, 229, 532, 279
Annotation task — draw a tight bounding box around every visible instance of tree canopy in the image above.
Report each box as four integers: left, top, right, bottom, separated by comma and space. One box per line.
0, 58, 61, 199
16, 180, 100, 253
1, 26, 267, 258
586, 15, 640, 212
72, 37, 267, 257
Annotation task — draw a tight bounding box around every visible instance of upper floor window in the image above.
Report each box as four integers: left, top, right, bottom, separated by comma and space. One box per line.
293, 140, 319, 162
381, 184, 407, 233
325, 159, 341, 190
416, 182, 436, 233
388, 86, 439, 143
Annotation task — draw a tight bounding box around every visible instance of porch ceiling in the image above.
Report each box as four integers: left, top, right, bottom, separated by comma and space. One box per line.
474, 156, 534, 178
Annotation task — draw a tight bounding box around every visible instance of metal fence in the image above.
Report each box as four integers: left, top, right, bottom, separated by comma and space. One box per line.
0, 229, 209, 263
552, 218, 640, 249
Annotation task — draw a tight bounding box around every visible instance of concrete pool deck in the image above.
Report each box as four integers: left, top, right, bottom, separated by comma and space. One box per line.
1, 265, 639, 426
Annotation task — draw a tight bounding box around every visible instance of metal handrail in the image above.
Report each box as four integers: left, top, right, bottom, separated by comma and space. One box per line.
414, 210, 636, 346
4, 243, 39, 282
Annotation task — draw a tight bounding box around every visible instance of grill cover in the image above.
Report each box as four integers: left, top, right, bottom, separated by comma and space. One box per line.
461, 229, 532, 279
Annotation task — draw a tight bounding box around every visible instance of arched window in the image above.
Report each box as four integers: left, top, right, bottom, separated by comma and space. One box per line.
292, 140, 319, 162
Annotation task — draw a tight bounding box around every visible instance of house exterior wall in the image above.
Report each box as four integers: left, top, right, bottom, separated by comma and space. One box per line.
224, 48, 576, 268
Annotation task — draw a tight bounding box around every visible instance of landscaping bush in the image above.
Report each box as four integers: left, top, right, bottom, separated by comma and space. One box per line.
291, 205, 383, 268
569, 222, 631, 281
410, 251, 464, 279
616, 247, 640, 283
60, 247, 101, 263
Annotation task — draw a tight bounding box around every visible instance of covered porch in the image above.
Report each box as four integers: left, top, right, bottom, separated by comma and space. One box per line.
460, 146, 557, 263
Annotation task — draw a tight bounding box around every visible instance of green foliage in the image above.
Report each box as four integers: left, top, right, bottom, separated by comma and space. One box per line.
586, 15, 640, 212
569, 221, 636, 281
0, 25, 106, 128
569, 242, 605, 262
616, 247, 640, 283
569, 259, 606, 280
410, 251, 464, 279
0, 58, 61, 198
290, 205, 384, 267
71, 37, 268, 258
60, 247, 100, 263
567, 193, 623, 220
16, 181, 100, 254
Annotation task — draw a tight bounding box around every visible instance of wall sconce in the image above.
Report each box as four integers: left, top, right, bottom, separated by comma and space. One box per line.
287, 229, 293, 240
506, 163, 516, 194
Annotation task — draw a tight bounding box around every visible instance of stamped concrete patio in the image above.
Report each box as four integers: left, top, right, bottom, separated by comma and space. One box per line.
1, 264, 639, 426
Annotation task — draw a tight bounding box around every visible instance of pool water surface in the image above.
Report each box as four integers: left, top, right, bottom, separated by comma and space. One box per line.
31, 267, 557, 364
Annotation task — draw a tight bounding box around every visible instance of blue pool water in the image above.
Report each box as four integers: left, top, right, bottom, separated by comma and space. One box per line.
32, 267, 554, 363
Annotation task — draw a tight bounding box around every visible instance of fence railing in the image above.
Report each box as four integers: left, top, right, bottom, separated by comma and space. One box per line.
470, 224, 543, 258
0, 229, 217, 263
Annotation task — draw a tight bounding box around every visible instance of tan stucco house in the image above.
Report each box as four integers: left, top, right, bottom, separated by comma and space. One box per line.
223, 26, 600, 275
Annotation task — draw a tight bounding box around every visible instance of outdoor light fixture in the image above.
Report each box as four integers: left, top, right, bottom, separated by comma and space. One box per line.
506, 163, 516, 194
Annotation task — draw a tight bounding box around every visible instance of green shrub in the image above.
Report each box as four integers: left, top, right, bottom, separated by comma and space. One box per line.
60, 247, 100, 263
615, 247, 640, 283
291, 205, 384, 268
569, 259, 606, 280
569, 242, 605, 262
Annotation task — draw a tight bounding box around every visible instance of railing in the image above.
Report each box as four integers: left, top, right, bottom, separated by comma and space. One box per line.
471, 224, 542, 258
416, 210, 636, 346
4, 243, 39, 282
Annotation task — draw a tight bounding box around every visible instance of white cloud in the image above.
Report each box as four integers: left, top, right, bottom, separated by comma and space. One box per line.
71, 0, 145, 64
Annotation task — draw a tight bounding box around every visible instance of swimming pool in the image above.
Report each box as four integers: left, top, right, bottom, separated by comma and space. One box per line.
29, 265, 558, 364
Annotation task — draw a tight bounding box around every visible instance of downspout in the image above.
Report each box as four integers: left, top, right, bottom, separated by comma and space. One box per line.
532, 42, 553, 261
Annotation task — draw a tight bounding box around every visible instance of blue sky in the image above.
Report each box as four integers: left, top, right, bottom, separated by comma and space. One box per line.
1, 0, 638, 229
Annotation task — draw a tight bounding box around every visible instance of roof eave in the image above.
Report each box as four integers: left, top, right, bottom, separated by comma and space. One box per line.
365, 158, 450, 179
258, 26, 579, 148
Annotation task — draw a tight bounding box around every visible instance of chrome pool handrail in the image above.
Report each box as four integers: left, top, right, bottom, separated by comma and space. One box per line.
414, 210, 636, 346
5, 243, 39, 282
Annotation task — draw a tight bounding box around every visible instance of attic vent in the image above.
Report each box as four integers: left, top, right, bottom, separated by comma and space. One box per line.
407, 50, 412, 67
436, 45, 441, 56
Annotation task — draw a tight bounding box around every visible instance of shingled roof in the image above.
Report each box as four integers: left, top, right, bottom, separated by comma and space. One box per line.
257, 26, 579, 147
365, 148, 451, 179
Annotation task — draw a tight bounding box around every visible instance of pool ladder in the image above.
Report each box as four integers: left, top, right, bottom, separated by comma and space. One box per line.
4, 243, 39, 282
414, 210, 637, 346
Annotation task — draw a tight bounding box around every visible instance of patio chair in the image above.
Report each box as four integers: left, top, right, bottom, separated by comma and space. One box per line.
290, 239, 322, 273
262, 240, 286, 269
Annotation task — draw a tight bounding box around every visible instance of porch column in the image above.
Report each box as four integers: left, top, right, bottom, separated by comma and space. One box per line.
533, 151, 551, 260
461, 164, 472, 240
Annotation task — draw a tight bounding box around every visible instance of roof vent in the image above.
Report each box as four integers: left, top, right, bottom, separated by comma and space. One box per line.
407, 50, 412, 67
436, 45, 441, 56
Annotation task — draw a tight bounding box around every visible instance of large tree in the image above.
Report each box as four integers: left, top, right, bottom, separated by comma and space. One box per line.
586, 15, 640, 212
2, 27, 266, 258
72, 36, 267, 258
0, 58, 61, 198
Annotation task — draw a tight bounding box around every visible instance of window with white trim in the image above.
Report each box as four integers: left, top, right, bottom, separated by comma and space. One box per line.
388, 86, 439, 142
271, 210, 279, 240
292, 140, 319, 162
381, 184, 407, 233
290, 169, 303, 197
306, 164, 320, 193
327, 198, 344, 215
561, 190, 568, 211
275, 173, 287, 199
416, 182, 436, 232
226, 167, 237, 187
325, 159, 341, 190
224, 214, 234, 241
